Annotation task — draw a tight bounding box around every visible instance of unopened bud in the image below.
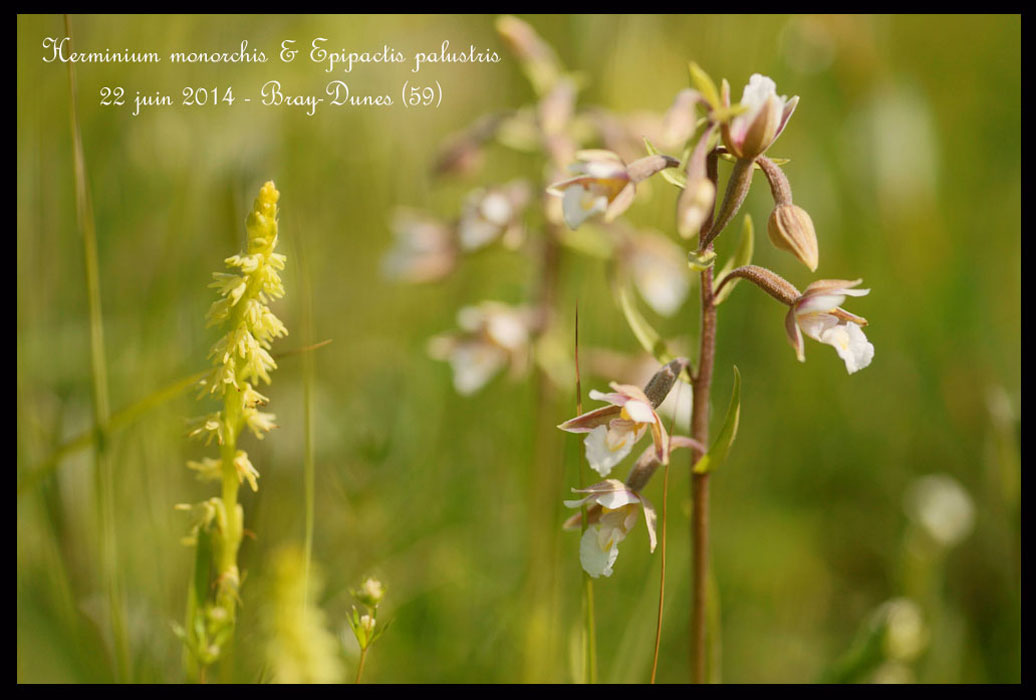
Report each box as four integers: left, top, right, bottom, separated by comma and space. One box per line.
626, 154, 680, 184
677, 177, 716, 239
354, 577, 385, 607
768, 204, 819, 272
643, 357, 689, 408
737, 93, 782, 160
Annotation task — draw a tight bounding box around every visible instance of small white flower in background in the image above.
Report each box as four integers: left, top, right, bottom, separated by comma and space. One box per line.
622, 228, 690, 317
786, 279, 874, 374
558, 382, 668, 477
428, 302, 534, 396
904, 474, 975, 549
876, 598, 928, 662
458, 180, 531, 251
723, 74, 799, 160
381, 209, 457, 283
562, 479, 658, 578
547, 150, 677, 230
548, 150, 632, 230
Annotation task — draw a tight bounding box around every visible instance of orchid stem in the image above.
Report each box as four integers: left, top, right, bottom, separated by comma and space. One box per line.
689, 146, 742, 683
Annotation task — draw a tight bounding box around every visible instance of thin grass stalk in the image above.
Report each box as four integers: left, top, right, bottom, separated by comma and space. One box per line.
522, 215, 565, 682
63, 13, 130, 682
651, 382, 683, 683
575, 305, 598, 684
297, 235, 317, 605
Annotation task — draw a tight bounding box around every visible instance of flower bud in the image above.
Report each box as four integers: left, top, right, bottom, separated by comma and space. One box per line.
643, 358, 689, 408
354, 577, 385, 608
767, 204, 818, 272
677, 176, 716, 239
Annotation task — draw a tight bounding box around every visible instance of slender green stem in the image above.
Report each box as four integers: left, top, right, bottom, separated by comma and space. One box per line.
355, 647, 369, 684
298, 238, 316, 606
64, 14, 129, 682
574, 306, 597, 684
650, 445, 671, 683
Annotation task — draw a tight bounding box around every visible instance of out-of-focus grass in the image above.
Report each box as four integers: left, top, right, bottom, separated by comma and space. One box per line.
17, 14, 1019, 683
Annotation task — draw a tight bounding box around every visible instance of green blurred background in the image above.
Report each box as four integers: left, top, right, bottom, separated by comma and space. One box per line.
17, 14, 1019, 683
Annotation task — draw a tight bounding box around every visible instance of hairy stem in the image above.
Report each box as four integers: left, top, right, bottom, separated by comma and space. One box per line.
690, 264, 716, 684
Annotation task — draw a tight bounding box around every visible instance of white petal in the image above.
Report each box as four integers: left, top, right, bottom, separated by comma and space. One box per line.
593, 488, 640, 510
799, 312, 867, 372
458, 215, 500, 251
796, 293, 847, 315
816, 321, 874, 374
486, 313, 528, 350
584, 425, 633, 477
449, 344, 506, 395
742, 74, 779, 112
631, 238, 689, 316
797, 313, 839, 343
622, 399, 656, 424
579, 527, 619, 578
562, 185, 608, 230
582, 160, 627, 179
479, 192, 513, 226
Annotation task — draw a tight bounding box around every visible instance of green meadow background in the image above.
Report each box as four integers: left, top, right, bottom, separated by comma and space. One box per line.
17, 14, 1019, 683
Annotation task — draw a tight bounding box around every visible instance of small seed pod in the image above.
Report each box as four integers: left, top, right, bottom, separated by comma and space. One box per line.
768, 203, 819, 272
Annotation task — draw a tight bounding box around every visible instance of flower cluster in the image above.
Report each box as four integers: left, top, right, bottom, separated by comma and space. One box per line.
385, 17, 695, 398
176, 181, 288, 676
558, 360, 696, 577
427, 302, 536, 395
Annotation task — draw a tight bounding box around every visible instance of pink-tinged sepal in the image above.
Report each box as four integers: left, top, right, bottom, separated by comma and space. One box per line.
557, 404, 621, 433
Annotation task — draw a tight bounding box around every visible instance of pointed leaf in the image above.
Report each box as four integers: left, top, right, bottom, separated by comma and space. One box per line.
688, 62, 720, 110
615, 279, 675, 367
693, 366, 741, 474
709, 103, 749, 124
712, 215, 755, 305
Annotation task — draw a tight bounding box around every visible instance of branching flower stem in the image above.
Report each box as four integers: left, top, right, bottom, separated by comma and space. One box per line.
690, 146, 744, 683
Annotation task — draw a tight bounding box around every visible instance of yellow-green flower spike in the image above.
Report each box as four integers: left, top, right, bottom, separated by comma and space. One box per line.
179, 181, 289, 679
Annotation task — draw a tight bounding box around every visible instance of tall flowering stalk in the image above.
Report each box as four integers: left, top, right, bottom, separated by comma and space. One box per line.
553, 61, 874, 684
175, 181, 287, 680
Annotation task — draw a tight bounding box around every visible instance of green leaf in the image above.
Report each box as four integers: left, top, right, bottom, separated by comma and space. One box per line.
615, 279, 676, 367
693, 366, 741, 474
688, 249, 717, 271
643, 137, 687, 189
688, 62, 720, 110
709, 103, 749, 124
712, 215, 754, 305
